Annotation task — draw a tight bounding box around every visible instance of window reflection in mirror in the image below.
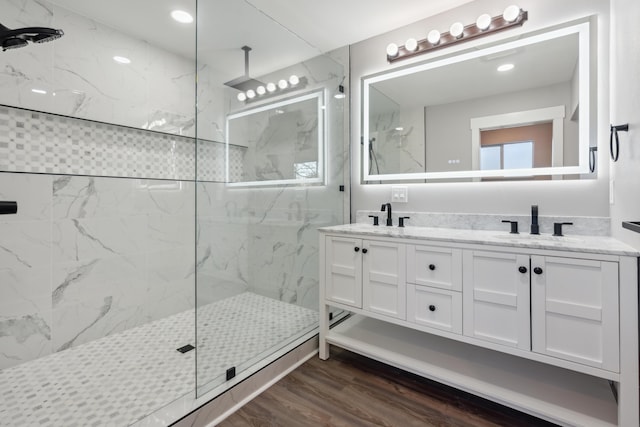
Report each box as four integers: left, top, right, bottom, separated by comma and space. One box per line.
226, 91, 324, 186
362, 21, 591, 183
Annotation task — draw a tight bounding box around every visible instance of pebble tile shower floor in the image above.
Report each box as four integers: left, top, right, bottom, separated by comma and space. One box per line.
0, 293, 319, 426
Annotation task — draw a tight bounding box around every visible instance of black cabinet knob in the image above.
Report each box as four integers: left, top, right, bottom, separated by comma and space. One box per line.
362, 248, 368, 254
428, 264, 436, 271
429, 305, 436, 312
534, 267, 543, 275
354, 247, 360, 252
518, 266, 528, 274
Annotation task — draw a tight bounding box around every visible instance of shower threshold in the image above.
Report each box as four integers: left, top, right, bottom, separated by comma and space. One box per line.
0, 292, 319, 426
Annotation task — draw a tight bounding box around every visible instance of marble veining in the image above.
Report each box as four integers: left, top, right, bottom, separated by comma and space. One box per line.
322, 223, 639, 256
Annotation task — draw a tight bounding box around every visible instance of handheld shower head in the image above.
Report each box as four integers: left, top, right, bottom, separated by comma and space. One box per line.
0, 23, 64, 52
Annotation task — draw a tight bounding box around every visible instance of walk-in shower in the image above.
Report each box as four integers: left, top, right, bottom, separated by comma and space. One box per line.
0, 0, 346, 425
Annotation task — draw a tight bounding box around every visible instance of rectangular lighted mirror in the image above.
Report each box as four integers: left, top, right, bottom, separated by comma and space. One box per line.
362, 21, 591, 183
226, 90, 325, 186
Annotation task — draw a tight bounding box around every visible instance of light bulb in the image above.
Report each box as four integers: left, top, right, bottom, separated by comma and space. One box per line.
427, 30, 441, 45
246, 89, 256, 99
476, 13, 492, 31
237, 92, 247, 102
266, 82, 276, 92
503, 5, 520, 23
278, 79, 288, 89
289, 75, 300, 86
405, 38, 418, 52
449, 22, 464, 39
497, 63, 514, 72
256, 86, 266, 95
386, 43, 399, 58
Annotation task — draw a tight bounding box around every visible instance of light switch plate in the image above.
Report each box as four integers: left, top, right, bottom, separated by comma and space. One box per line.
391, 186, 408, 203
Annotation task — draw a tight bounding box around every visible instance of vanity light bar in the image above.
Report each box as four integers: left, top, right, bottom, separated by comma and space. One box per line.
237, 76, 308, 103
387, 6, 528, 63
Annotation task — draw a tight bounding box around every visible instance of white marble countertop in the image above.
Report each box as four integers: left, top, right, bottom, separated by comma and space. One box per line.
319, 223, 640, 257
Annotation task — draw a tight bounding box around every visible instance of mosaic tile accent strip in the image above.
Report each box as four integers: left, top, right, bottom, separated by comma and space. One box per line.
197, 141, 245, 182
0, 105, 241, 182
0, 292, 318, 427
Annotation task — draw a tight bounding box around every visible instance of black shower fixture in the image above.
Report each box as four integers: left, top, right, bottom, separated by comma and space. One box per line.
0, 22, 64, 52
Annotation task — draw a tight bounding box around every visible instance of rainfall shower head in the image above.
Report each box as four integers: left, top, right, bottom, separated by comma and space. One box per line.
0, 23, 64, 52
224, 45, 264, 91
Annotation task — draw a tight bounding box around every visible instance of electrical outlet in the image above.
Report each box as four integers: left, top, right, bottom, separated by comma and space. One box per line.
391, 186, 408, 203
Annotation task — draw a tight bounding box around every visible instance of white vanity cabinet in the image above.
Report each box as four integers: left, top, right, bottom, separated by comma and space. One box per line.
406, 244, 463, 333
530, 256, 619, 371
324, 235, 362, 308
324, 235, 406, 319
463, 250, 531, 350
319, 225, 639, 427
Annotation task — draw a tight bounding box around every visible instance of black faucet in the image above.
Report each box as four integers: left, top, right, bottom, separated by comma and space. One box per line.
530, 205, 540, 235
381, 203, 393, 226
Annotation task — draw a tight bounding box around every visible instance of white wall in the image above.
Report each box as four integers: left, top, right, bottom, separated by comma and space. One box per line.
610, 0, 640, 248
350, 0, 610, 218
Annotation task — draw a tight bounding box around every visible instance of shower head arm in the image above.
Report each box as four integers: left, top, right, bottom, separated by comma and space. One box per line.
242, 45, 252, 77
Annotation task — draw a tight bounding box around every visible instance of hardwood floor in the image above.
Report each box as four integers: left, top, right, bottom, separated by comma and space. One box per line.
220, 346, 558, 426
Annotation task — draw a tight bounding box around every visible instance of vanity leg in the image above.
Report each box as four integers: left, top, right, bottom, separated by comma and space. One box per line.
617, 257, 639, 426
319, 303, 330, 360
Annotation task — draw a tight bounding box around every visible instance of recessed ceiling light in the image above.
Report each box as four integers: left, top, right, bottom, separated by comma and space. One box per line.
497, 63, 514, 72
171, 10, 193, 24
113, 56, 131, 64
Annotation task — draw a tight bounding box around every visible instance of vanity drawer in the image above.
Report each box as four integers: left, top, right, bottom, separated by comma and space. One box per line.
407, 285, 462, 334
407, 244, 462, 291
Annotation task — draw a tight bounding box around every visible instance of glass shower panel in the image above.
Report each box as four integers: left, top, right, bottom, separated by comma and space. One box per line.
195, 0, 346, 396
0, 0, 198, 425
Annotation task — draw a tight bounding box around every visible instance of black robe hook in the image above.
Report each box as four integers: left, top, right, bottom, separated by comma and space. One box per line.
610, 124, 629, 162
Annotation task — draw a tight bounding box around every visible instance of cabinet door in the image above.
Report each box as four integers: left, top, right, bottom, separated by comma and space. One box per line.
325, 236, 362, 308
363, 240, 406, 319
407, 244, 462, 291
463, 250, 530, 350
531, 256, 619, 371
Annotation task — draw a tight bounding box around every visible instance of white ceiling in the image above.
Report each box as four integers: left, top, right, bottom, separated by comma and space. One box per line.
47, 0, 474, 77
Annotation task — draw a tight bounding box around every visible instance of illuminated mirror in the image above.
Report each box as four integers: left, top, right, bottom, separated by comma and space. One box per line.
363, 21, 592, 183
226, 90, 325, 186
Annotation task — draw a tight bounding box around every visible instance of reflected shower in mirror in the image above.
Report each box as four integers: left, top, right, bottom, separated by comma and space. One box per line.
363, 21, 592, 183
226, 90, 325, 186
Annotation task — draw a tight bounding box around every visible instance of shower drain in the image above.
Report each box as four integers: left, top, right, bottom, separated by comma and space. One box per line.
176, 344, 195, 353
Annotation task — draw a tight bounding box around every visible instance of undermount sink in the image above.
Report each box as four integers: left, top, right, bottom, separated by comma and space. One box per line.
494, 233, 584, 244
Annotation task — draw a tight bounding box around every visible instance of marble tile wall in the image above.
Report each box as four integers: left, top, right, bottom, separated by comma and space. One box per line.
0, 0, 199, 138
0, 172, 195, 369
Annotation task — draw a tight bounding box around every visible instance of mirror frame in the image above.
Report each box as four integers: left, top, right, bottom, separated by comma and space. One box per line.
362, 21, 591, 182
225, 90, 326, 187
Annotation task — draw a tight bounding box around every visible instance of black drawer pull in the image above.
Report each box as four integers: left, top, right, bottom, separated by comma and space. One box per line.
354, 247, 360, 252
518, 266, 527, 274
429, 305, 436, 312
534, 267, 543, 275
362, 248, 368, 254
428, 264, 436, 271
